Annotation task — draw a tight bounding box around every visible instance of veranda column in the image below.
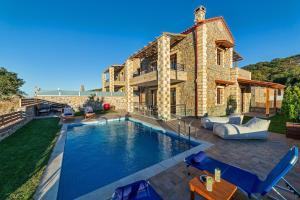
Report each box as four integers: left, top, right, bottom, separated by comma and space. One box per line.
230, 67, 240, 113
157, 34, 171, 120
109, 67, 115, 92
102, 73, 107, 92
196, 24, 208, 116
125, 59, 133, 112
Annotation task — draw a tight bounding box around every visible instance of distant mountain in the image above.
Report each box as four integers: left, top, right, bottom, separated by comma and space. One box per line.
242, 54, 300, 86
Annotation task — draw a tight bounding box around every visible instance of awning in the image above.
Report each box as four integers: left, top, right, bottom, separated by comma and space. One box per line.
216, 40, 234, 48
233, 51, 243, 62
237, 78, 285, 89
215, 79, 235, 86
129, 32, 186, 59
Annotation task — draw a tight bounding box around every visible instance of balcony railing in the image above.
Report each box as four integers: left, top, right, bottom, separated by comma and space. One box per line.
133, 102, 158, 118
114, 77, 125, 82
133, 63, 185, 77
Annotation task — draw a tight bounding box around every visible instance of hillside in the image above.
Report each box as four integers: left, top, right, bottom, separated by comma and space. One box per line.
242, 54, 300, 86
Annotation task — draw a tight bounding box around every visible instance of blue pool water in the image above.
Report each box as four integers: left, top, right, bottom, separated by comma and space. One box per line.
58, 119, 198, 200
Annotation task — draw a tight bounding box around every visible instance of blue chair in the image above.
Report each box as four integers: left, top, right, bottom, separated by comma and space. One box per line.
112, 180, 162, 200
185, 146, 299, 199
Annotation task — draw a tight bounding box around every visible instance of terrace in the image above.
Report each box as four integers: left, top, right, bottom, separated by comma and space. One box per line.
2, 108, 298, 200
129, 33, 188, 87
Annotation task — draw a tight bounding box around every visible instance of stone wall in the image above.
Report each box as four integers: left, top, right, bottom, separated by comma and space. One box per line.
170, 31, 196, 116
205, 20, 234, 116
37, 95, 127, 111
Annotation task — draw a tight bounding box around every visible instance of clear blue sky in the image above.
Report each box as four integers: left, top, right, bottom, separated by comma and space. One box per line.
0, 0, 299, 95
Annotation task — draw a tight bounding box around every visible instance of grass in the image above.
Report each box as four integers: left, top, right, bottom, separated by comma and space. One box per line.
0, 118, 61, 200
243, 114, 288, 134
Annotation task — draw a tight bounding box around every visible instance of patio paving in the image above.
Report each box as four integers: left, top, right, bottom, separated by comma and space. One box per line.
129, 114, 300, 200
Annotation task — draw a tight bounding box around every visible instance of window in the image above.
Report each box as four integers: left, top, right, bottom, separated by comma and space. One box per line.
278, 89, 282, 96
217, 48, 222, 66
216, 87, 224, 105
170, 54, 177, 70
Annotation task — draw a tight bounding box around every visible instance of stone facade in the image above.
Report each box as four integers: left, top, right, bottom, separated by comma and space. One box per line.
110, 5, 279, 119
109, 67, 115, 92
102, 65, 126, 92
125, 60, 134, 112
157, 35, 171, 120
101, 73, 107, 92
37, 96, 127, 111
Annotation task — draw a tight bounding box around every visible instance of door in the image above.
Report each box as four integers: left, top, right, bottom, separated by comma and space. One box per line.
171, 88, 176, 114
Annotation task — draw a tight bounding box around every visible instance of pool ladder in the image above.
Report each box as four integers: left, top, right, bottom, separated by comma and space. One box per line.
177, 118, 199, 147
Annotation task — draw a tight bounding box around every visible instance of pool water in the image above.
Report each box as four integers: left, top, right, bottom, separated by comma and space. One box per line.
58, 119, 197, 200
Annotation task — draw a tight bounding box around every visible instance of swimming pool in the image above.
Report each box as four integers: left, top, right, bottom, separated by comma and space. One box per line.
57, 119, 201, 200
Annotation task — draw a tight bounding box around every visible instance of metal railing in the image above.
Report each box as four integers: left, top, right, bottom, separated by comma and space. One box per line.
133, 103, 158, 118
36, 90, 125, 97
132, 63, 185, 78
170, 104, 187, 119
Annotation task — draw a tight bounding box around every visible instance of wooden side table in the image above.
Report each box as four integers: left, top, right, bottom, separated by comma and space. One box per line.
189, 171, 237, 200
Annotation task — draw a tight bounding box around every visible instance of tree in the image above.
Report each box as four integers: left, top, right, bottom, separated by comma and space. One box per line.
282, 86, 300, 122
0, 67, 25, 99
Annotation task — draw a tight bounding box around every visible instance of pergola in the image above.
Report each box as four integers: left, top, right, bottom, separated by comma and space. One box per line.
129, 32, 186, 59
237, 78, 285, 117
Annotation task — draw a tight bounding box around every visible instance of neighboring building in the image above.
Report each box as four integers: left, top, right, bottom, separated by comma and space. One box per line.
102, 64, 126, 92
101, 5, 285, 120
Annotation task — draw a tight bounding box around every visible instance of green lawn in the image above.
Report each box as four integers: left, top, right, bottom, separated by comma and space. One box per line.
0, 118, 61, 200
243, 114, 288, 134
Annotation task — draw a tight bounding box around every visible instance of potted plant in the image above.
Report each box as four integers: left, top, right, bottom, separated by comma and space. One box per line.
282, 86, 300, 139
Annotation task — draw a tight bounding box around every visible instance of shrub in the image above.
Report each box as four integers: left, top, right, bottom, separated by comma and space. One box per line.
282, 86, 300, 122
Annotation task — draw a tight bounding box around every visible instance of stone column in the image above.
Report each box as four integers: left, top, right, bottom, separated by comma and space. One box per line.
125, 59, 133, 112
230, 67, 240, 113
109, 67, 115, 92
157, 34, 171, 120
102, 73, 107, 92
196, 24, 208, 116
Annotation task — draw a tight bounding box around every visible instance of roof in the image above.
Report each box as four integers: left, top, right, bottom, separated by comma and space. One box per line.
181, 16, 234, 44
129, 32, 186, 59
103, 64, 124, 73
215, 79, 235, 86
237, 78, 285, 89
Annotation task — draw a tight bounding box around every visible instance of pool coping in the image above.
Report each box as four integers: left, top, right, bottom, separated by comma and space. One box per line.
34, 117, 213, 200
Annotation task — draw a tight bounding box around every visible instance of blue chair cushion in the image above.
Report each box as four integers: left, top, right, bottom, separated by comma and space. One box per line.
113, 180, 162, 200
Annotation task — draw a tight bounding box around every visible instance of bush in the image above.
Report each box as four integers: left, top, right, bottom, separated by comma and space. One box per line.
282, 86, 300, 122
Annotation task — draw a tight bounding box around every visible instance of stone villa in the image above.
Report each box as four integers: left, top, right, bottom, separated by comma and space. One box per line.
102, 6, 284, 120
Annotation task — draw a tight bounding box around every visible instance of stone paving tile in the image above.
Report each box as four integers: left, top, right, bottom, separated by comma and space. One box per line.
130, 114, 300, 200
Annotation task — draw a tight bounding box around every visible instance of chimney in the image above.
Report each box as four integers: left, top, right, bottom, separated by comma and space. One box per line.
194, 5, 206, 23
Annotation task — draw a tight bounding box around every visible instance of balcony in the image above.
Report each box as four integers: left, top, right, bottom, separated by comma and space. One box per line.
130, 64, 187, 86
104, 80, 109, 87
114, 77, 125, 86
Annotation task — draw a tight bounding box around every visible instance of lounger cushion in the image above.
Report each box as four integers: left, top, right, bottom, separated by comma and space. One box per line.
192, 152, 206, 163
228, 115, 244, 125
244, 117, 270, 131
112, 180, 162, 200
213, 118, 270, 140
201, 115, 243, 130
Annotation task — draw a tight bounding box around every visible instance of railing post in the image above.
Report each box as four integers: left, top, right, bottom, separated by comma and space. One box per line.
19, 98, 22, 108
177, 120, 180, 136
0, 115, 3, 127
